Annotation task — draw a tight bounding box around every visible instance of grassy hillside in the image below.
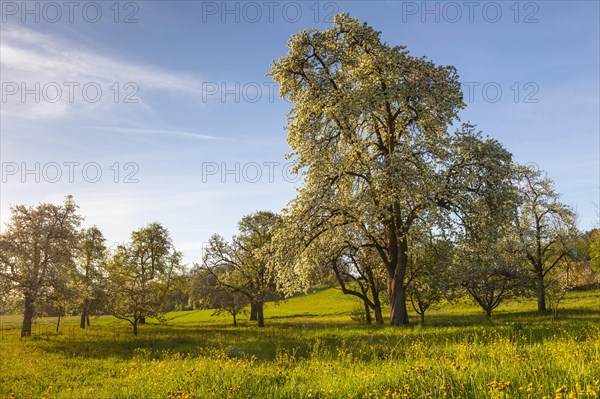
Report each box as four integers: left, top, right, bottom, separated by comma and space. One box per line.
1, 289, 599, 399
3, 286, 597, 329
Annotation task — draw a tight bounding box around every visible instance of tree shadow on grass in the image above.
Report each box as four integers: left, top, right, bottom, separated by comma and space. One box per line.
419, 303, 599, 326
25, 323, 311, 361
12, 304, 598, 363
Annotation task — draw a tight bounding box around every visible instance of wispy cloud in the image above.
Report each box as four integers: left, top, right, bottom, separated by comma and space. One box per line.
0, 26, 206, 121
85, 126, 223, 141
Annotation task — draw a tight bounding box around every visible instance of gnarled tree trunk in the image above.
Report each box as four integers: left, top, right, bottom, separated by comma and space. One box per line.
373, 304, 384, 325
133, 318, 139, 335
80, 303, 87, 329
21, 296, 35, 338
371, 285, 384, 325
536, 271, 547, 312
364, 302, 372, 324
256, 301, 264, 327
389, 281, 409, 326
388, 237, 409, 326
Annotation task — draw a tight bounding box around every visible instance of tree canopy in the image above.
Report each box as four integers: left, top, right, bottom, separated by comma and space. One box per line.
269, 14, 517, 325
0, 196, 82, 337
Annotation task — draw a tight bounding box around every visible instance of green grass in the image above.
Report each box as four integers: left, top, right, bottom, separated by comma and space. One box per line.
1, 289, 599, 399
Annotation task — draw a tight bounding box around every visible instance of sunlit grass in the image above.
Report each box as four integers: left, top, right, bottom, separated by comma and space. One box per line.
1, 289, 599, 398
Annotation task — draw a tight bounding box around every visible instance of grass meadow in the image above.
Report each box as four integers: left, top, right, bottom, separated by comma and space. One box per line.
1, 288, 599, 399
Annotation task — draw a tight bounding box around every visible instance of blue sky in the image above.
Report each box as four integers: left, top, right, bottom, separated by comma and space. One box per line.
1, 0, 598, 265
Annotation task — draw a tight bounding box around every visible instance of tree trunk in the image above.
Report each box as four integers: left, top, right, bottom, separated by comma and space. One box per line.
56, 313, 62, 333
250, 303, 257, 321
367, 274, 383, 325
372, 288, 384, 325
389, 244, 409, 326
256, 301, 265, 327
21, 296, 35, 338
486, 308, 492, 318
364, 302, 372, 324
389, 284, 409, 326
86, 314, 90, 327
232, 313, 237, 326
133, 319, 139, 335
420, 312, 425, 324
373, 303, 384, 325
536, 272, 547, 312
80, 307, 87, 329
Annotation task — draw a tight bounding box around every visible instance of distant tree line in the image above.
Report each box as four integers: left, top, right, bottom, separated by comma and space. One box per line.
0, 179, 596, 337
0, 199, 286, 336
